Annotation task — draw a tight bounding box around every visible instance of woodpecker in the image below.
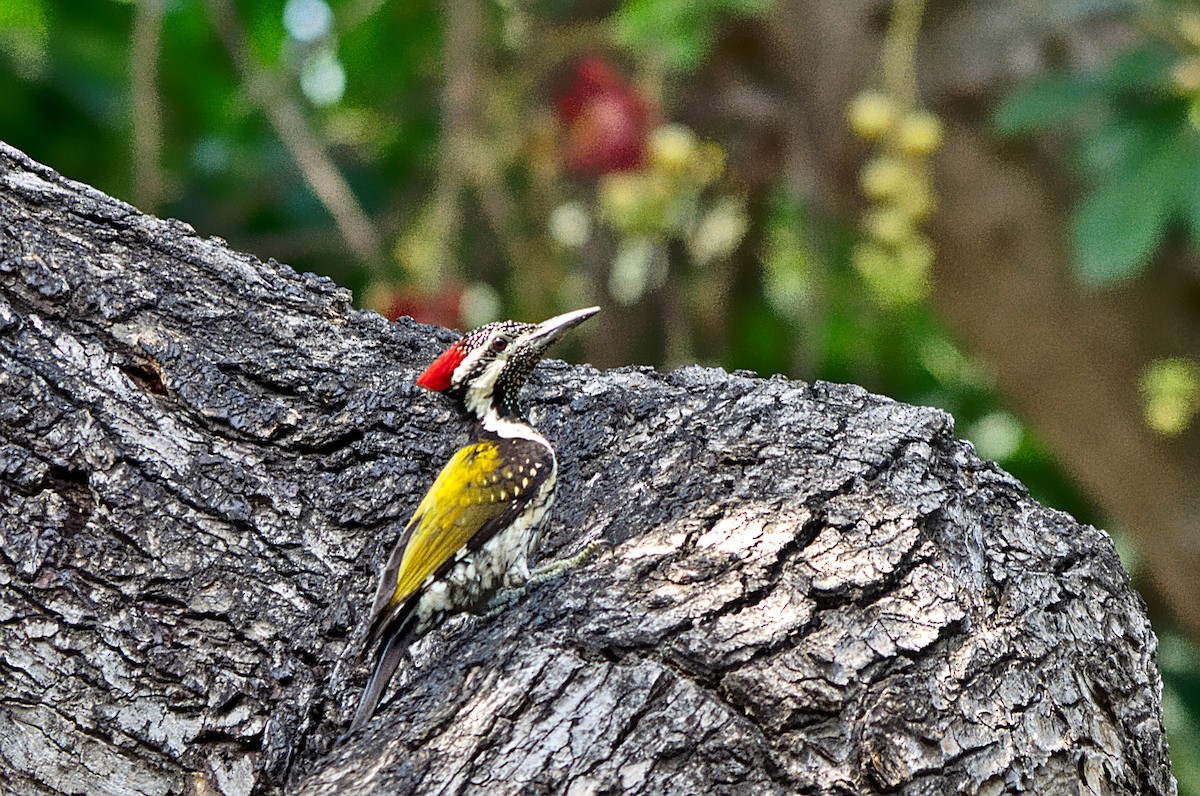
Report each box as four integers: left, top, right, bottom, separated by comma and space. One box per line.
347, 305, 600, 734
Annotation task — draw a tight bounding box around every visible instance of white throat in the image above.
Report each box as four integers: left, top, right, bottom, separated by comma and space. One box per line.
480, 407, 551, 448
462, 356, 505, 419
457, 351, 550, 449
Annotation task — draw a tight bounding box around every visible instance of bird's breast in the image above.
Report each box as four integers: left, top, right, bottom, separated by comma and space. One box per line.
414, 459, 557, 627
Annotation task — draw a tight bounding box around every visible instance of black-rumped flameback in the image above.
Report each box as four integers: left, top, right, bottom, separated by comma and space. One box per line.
347, 306, 599, 734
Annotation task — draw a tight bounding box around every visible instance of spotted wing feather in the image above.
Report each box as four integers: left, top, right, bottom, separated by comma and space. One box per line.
365, 437, 553, 645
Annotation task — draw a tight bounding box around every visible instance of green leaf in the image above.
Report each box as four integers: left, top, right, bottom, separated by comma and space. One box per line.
1073, 118, 1162, 180
0, 0, 47, 31
614, 0, 770, 72
1070, 134, 1182, 284
0, 0, 48, 76
1100, 46, 1175, 96
992, 75, 1100, 136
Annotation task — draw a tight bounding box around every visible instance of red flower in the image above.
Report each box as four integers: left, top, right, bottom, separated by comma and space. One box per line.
555, 56, 652, 177
367, 284, 463, 328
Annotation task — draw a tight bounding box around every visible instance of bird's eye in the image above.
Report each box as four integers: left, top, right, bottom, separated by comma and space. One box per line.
491, 335, 509, 352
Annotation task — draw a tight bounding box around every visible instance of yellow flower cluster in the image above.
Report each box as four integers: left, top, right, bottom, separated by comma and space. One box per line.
597, 124, 726, 236
1141, 357, 1200, 436
847, 90, 943, 307
586, 123, 743, 306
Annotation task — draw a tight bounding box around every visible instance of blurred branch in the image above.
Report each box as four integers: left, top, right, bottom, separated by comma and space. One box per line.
880, 0, 925, 105
130, 0, 165, 212
202, 0, 386, 279
427, 0, 485, 286
663, 266, 693, 367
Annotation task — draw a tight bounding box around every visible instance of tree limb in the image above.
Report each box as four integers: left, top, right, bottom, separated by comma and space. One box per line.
0, 142, 1174, 794
202, 0, 386, 277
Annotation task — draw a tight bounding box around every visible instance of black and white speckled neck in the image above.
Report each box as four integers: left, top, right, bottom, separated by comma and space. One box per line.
445, 307, 600, 428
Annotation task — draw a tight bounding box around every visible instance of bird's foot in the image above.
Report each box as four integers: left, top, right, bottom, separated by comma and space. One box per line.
481, 539, 610, 618
482, 587, 522, 618
529, 539, 610, 583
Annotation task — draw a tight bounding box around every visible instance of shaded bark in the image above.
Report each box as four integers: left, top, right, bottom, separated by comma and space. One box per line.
0, 142, 1174, 794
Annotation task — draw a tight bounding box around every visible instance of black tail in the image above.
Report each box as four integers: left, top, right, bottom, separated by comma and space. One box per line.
345, 612, 417, 737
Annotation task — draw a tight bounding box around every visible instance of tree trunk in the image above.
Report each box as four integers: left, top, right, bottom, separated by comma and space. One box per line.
0, 142, 1174, 794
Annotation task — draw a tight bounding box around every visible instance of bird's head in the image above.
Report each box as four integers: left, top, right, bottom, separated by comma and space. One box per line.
416, 306, 599, 421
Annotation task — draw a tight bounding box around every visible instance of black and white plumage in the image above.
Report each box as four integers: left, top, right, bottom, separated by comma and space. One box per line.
346, 306, 598, 735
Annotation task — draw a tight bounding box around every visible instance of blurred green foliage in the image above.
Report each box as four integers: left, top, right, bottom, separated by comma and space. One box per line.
0, 0, 443, 294
613, 0, 771, 72
995, 46, 1200, 284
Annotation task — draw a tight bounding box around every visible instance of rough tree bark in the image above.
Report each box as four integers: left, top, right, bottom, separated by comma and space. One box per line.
0, 142, 1174, 795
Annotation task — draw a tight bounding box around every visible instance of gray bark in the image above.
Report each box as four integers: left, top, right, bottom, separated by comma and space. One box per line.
0, 141, 1174, 795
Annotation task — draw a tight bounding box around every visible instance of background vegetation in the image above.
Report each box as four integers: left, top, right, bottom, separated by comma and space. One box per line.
2, 0, 1198, 787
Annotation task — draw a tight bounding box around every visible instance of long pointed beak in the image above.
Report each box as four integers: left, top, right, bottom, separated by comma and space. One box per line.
525, 306, 600, 347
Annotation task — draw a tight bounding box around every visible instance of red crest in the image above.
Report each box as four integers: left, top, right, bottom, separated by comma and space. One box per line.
416, 344, 467, 391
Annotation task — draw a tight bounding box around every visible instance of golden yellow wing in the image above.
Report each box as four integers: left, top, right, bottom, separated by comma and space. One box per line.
365, 437, 552, 641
